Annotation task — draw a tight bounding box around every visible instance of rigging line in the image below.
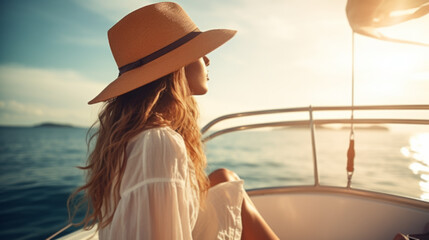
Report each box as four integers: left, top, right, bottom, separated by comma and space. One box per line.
46, 223, 72, 240
351, 31, 355, 138
347, 31, 356, 189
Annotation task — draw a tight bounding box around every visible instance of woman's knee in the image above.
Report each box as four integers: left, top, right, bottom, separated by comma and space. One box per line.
208, 168, 240, 187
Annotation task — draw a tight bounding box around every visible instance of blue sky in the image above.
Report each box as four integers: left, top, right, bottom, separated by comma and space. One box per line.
0, 0, 428, 127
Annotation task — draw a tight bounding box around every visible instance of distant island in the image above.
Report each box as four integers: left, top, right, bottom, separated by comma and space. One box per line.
33, 122, 75, 128
274, 124, 389, 131
288, 124, 331, 129
275, 124, 332, 130
340, 125, 389, 131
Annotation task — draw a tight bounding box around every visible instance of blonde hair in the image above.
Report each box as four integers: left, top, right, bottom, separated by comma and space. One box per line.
68, 68, 209, 229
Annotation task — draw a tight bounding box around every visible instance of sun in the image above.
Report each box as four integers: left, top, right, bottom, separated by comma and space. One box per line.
353, 33, 428, 101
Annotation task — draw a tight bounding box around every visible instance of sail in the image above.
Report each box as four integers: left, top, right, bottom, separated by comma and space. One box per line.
346, 0, 429, 46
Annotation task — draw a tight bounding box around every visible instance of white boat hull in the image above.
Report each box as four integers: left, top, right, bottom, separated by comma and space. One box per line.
249, 186, 429, 240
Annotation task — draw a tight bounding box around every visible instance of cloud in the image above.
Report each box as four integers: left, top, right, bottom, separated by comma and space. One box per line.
73, 0, 156, 22
0, 64, 105, 126
0, 100, 44, 116
72, 0, 315, 40
202, 0, 347, 40
60, 35, 107, 47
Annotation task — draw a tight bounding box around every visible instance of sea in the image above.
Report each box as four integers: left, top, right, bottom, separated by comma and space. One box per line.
0, 126, 428, 240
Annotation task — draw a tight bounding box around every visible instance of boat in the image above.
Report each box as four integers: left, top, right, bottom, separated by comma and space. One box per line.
52, 104, 429, 240
50, 1, 429, 239
200, 105, 429, 240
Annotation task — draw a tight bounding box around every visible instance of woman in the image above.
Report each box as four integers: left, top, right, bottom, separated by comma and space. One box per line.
69, 2, 278, 239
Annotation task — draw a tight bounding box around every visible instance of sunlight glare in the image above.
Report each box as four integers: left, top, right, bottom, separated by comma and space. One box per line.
420, 181, 429, 192
400, 146, 410, 157
409, 162, 429, 175
421, 174, 429, 182
405, 133, 429, 201
355, 10, 429, 101
410, 133, 429, 163
421, 192, 429, 201
355, 38, 426, 99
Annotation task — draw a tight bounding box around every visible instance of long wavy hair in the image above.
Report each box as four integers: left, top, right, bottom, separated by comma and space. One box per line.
68, 67, 209, 229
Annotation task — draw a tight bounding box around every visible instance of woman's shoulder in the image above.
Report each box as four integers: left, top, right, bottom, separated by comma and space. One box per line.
130, 126, 180, 141
121, 126, 189, 194
128, 126, 186, 153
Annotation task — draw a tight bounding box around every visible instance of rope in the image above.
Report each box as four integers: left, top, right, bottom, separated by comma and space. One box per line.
46, 223, 72, 240
347, 31, 356, 188
351, 31, 355, 136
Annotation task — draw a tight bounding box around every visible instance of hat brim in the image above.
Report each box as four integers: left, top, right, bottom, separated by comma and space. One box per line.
88, 29, 236, 104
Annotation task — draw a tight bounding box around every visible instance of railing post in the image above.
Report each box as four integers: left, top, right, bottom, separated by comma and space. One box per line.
309, 105, 320, 186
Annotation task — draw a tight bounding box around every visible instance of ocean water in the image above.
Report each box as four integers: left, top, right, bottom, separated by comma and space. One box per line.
0, 126, 428, 239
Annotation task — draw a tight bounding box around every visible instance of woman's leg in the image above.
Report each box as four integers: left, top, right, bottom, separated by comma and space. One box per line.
208, 168, 279, 240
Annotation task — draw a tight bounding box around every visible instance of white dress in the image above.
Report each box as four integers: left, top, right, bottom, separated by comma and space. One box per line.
98, 127, 244, 240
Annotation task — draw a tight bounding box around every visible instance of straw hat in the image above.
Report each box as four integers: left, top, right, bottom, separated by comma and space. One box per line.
88, 2, 236, 104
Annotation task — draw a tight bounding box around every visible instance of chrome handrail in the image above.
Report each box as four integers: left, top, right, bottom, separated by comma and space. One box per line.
201, 104, 429, 188
201, 104, 429, 141
202, 118, 429, 142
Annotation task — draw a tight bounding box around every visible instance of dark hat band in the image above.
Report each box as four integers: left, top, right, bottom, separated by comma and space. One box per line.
118, 29, 202, 76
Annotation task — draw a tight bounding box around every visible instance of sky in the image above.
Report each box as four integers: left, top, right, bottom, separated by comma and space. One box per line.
0, 0, 428, 128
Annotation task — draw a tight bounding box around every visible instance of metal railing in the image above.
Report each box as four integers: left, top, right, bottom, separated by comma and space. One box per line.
201, 104, 429, 187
